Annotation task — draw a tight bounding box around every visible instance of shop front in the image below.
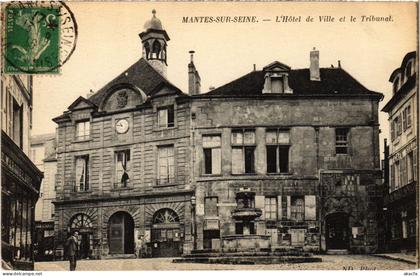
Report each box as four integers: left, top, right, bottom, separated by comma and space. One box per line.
1, 132, 43, 270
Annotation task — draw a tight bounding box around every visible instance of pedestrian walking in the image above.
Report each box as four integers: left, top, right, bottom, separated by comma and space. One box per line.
65, 231, 79, 271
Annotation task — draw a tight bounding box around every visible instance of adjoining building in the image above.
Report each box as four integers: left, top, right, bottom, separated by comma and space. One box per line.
1, 75, 43, 270
53, 11, 384, 259
190, 55, 383, 254
53, 11, 194, 259
30, 133, 57, 261
382, 51, 417, 253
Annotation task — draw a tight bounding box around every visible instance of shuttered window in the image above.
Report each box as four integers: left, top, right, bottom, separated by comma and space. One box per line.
203, 135, 221, 175
231, 129, 255, 174
266, 129, 290, 173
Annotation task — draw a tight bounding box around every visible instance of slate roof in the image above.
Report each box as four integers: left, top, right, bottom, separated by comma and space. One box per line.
389, 51, 416, 82
87, 58, 182, 107
198, 68, 382, 98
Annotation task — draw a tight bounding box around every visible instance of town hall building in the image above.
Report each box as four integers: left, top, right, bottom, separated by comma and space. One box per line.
52, 11, 383, 259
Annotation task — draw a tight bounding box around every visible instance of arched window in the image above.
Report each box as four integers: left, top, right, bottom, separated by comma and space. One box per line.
152, 40, 161, 59
144, 43, 150, 59
70, 214, 93, 229
153, 208, 179, 224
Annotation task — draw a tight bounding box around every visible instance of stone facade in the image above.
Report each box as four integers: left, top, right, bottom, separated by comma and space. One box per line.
190, 94, 382, 254
53, 11, 384, 259
382, 51, 417, 252
53, 89, 194, 258
1, 75, 43, 269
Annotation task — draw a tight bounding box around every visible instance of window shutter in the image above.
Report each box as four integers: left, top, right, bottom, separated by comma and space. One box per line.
286, 196, 291, 219
277, 196, 282, 220
212, 148, 221, 174
255, 195, 265, 219
232, 148, 244, 174
304, 195, 316, 220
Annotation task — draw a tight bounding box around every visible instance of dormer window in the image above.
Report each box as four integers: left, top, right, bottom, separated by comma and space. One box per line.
271, 77, 284, 94
405, 61, 412, 78
393, 77, 400, 94
262, 61, 293, 94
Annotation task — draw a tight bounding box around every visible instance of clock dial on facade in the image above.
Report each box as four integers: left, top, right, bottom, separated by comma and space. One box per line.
115, 119, 129, 134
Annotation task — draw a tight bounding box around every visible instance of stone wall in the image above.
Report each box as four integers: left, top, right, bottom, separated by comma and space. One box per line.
191, 96, 381, 253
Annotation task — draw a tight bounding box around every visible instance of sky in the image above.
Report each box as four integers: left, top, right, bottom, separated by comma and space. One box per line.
32, 2, 417, 156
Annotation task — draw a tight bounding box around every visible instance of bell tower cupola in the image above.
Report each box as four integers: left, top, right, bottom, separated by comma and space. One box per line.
139, 9, 170, 77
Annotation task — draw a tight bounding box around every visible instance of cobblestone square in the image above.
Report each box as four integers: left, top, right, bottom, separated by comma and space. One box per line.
35, 255, 415, 271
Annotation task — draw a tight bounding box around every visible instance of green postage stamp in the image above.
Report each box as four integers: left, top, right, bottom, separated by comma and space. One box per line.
3, 2, 77, 74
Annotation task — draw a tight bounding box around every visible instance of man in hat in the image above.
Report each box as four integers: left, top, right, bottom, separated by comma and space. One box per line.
65, 230, 79, 271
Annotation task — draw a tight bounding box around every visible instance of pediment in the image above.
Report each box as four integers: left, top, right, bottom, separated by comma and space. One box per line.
149, 82, 183, 98
263, 61, 291, 72
68, 96, 96, 111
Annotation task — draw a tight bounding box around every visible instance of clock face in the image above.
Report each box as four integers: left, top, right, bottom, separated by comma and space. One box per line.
115, 119, 129, 134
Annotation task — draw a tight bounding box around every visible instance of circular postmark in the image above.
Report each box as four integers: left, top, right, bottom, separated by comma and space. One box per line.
3, 1, 78, 74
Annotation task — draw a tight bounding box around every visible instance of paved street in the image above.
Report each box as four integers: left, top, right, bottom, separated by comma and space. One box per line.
35, 255, 415, 271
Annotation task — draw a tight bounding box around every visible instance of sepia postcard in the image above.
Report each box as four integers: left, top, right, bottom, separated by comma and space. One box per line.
0, 1, 418, 274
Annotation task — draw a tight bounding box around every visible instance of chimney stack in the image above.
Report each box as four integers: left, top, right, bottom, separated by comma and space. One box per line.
188, 50, 201, 95
338, 60, 341, 68
310, 47, 320, 81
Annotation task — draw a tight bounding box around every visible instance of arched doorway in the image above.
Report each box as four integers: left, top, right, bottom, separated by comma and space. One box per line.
151, 208, 182, 257
108, 212, 134, 254
69, 214, 94, 259
325, 212, 349, 250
